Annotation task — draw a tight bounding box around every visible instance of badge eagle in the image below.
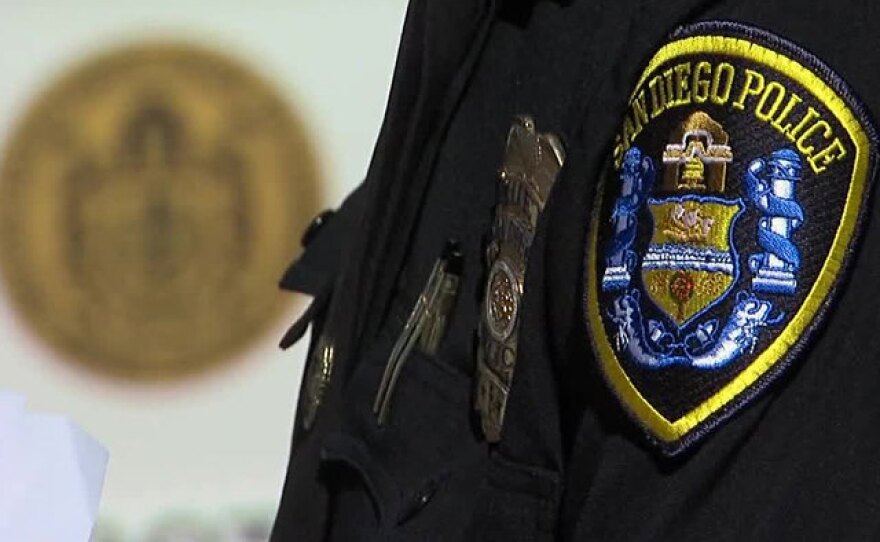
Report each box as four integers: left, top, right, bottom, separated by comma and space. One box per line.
585, 22, 878, 453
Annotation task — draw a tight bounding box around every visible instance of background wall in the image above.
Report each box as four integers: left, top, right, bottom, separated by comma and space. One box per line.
0, 1, 408, 540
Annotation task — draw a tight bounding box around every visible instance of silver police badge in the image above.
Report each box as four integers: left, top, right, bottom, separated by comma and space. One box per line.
477, 116, 565, 442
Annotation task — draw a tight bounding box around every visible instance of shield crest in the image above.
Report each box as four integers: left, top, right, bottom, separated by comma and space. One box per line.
583, 22, 879, 455
642, 196, 744, 327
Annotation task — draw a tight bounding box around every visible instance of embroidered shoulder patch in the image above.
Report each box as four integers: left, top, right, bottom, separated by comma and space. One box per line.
585, 21, 878, 454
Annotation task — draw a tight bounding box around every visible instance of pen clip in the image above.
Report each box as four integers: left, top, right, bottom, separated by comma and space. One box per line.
373, 241, 461, 425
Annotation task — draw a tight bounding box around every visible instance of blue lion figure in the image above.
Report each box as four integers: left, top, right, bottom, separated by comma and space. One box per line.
602, 147, 655, 292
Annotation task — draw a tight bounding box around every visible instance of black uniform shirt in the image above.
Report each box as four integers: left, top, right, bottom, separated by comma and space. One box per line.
272, 1, 880, 540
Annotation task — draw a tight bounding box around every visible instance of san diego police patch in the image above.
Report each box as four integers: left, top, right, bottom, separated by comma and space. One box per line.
585, 21, 878, 454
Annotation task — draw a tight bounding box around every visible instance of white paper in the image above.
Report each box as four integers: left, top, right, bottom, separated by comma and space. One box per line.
0, 392, 27, 526
0, 393, 109, 542
0, 392, 25, 422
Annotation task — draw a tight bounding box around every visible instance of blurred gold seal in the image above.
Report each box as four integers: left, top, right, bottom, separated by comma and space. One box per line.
0, 44, 321, 381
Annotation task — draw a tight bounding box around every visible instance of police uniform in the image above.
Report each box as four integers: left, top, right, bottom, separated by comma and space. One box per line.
271, 1, 880, 540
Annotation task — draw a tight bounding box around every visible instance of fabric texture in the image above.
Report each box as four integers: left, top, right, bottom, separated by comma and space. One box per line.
272, 1, 880, 540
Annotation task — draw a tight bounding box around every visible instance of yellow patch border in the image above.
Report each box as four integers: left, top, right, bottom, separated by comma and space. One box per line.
587, 35, 871, 443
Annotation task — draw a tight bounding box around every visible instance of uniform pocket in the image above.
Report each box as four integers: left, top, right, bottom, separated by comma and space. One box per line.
467, 451, 561, 542
319, 348, 487, 540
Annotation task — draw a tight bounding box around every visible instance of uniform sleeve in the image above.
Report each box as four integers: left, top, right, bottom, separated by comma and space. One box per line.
270, 184, 368, 542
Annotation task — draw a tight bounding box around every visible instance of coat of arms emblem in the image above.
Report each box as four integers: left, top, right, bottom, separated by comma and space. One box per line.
601, 110, 784, 370
585, 22, 877, 453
